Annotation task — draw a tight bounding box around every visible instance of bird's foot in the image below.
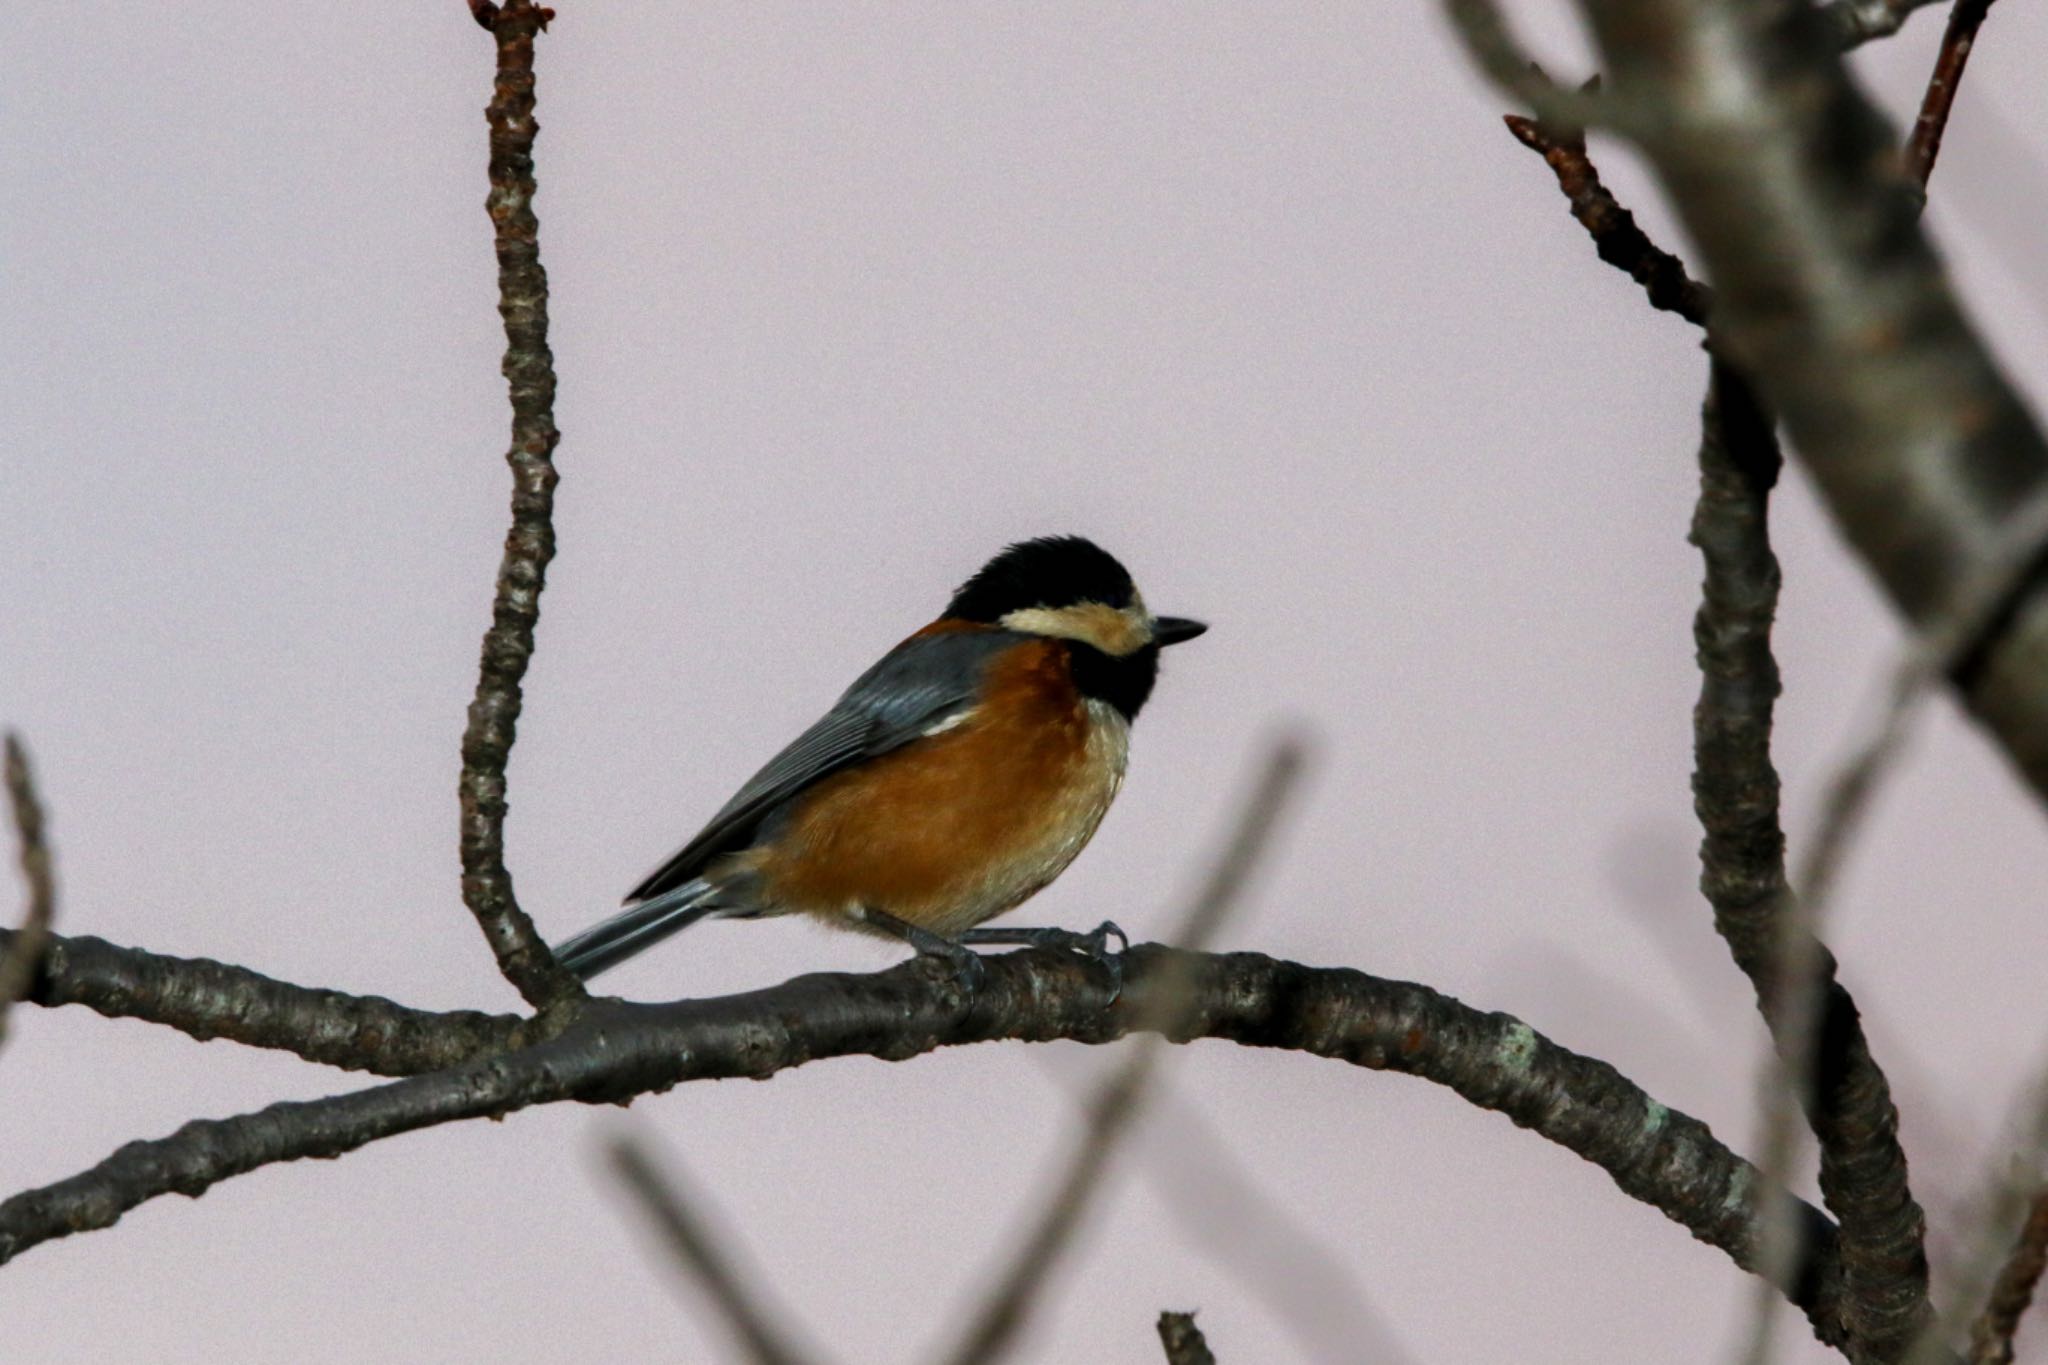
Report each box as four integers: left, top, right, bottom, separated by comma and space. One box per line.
957, 921, 1129, 1002
926, 939, 987, 996
863, 908, 986, 997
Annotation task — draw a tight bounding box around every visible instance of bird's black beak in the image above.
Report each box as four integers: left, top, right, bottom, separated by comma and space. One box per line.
1153, 617, 1208, 647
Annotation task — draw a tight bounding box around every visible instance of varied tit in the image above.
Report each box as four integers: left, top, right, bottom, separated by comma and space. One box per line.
551, 535, 1207, 987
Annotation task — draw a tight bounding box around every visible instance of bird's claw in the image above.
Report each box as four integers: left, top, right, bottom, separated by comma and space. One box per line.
1074, 921, 1128, 1004
955, 921, 1127, 1002
1078, 919, 1129, 958
909, 939, 985, 999
863, 907, 987, 1000
1095, 936, 1127, 1004
948, 945, 987, 996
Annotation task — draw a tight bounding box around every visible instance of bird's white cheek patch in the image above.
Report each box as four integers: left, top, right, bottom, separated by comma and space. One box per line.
999, 603, 1152, 657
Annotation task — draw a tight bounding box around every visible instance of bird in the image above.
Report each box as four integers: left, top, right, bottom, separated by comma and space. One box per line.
551, 535, 1207, 987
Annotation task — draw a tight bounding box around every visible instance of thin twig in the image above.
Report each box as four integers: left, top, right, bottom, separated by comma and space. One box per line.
1502, 109, 1713, 327
1967, 1187, 2048, 1365
457, 0, 580, 1010
936, 740, 1309, 1365
606, 1134, 814, 1365
0, 735, 57, 1050
1157, 1312, 1218, 1365
1904, 0, 2001, 192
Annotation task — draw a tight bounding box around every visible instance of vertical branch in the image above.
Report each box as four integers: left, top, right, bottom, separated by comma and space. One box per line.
1691, 361, 1931, 1361
1710, 5, 2013, 1349
458, 0, 580, 1010
1688, 361, 1809, 1361
1491, 94, 1934, 1356
0, 735, 56, 1049
1471, 125, 2038, 1365
1688, 371, 1788, 973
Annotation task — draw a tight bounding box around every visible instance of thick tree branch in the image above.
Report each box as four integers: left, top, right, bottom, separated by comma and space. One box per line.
1157, 1312, 1218, 1365
0, 945, 1848, 1348
1570, 0, 2048, 815
457, 0, 579, 1009
0, 927, 526, 1075
1, 735, 57, 1049
1903, 0, 2000, 191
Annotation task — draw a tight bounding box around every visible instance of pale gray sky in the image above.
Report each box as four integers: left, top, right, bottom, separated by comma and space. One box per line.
8, 3, 2048, 1361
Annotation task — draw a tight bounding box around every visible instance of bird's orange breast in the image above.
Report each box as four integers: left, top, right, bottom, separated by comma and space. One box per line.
753, 636, 1129, 937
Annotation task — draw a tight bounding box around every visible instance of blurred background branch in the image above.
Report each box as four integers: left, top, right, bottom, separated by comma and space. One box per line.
0, 735, 56, 1052
1563, 0, 2048, 809
606, 1133, 816, 1365
1967, 1187, 2048, 1365
1157, 1311, 1217, 1365
1822, 0, 1949, 48
938, 741, 1305, 1365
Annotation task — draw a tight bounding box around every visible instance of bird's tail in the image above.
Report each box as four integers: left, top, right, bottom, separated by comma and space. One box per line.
551, 879, 726, 980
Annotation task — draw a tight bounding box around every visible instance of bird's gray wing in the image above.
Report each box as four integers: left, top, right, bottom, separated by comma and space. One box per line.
623, 627, 1025, 903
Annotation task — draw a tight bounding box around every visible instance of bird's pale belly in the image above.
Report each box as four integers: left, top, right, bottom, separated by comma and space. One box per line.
751, 695, 1130, 938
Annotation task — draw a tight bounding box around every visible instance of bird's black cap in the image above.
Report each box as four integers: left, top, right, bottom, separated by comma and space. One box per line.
944, 535, 1136, 622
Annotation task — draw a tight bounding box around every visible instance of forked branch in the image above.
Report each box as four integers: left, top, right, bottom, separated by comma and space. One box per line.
0, 941, 1847, 1353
